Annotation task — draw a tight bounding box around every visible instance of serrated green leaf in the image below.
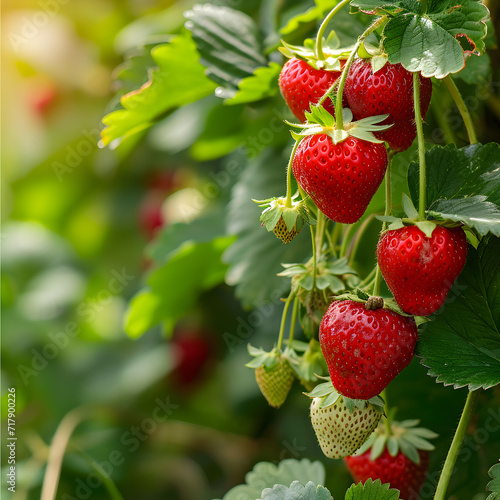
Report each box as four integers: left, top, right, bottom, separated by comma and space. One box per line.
101, 34, 217, 146
124, 237, 234, 338
416, 236, 500, 390
409, 143, 500, 208
429, 196, 500, 236
185, 4, 267, 97
345, 478, 400, 500
225, 62, 281, 105
487, 462, 500, 495
354, 0, 490, 78
261, 481, 333, 500
224, 150, 311, 308
220, 459, 325, 500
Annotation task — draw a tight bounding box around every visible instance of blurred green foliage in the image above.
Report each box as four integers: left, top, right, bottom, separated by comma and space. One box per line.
2, 1, 500, 500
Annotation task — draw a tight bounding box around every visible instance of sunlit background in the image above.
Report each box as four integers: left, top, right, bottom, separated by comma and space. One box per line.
2, 0, 500, 499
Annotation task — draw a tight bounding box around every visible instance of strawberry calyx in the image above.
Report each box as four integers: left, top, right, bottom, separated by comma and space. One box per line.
376, 193, 466, 238
353, 419, 438, 465
246, 344, 298, 370
328, 290, 414, 318
279, 38, 351, 71
254, 194, 317, 244
305, 378, 385, 414
287, 105, 392, 144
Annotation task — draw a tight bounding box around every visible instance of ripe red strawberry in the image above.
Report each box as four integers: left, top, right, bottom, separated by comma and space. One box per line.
279, 57, 342, 122
319, 300, 418, 400
345, 448, 430, 499
344, 59, 432, 152
377, 225, 468, 316
308, 384, 384, 458
292, 134, 387, 223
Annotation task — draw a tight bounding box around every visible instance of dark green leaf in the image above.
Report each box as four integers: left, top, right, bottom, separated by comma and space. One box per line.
124, 237, 234, 338
185, 4, 267, 98
408, 142, 500, 209
223, 149, 311, 308
101, 34, 217, 146
220, 459, 325, 500
345, 478, 400, 499
488, 462, 500, 497
352, 0, 489, 78
429, 196, 500, 236
416, 236, 500, 390
261, 481, 333, 500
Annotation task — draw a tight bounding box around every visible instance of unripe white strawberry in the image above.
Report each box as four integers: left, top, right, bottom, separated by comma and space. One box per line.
307, 380, 384, 459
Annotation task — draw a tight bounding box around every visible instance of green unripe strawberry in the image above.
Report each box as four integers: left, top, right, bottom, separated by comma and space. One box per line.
255, 359, 295, 408
246, 346, 296, 408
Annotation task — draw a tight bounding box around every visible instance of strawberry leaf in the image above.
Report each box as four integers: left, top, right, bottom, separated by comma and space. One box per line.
345, 478, 400, 499
409, 143, 500, 208
101, 34, 217, 147
428, 196, 500, 237
217, 459, 325, 500
487, 462, 500, 498
280, 0, 341, 35
261, 481, 333, 500
408, 143, 500, 235
416, 235, 500, 390
124, 237, 234, 338
351, 0, 489, 78
185, 5, 267, 98
225, 63, 281, 105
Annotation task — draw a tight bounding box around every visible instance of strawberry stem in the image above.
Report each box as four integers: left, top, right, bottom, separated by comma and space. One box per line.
434, 390, 480, 500
286, 139, 301, 208
347, 213, 376, 266
310, 224, 318, 289
443, 75, 479, 145
315, 0, 352, 61
413, 71, 427, 220
288, 297, 299, 344
334, 16, 387, 131
420, 0, 428, 13
340, 224, 355, 259
277, 292, 295, 351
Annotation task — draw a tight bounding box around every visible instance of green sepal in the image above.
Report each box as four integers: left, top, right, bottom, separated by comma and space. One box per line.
256, 195, 317, 232
352, 419, 438, 464
402, 193, 419, 219
278, 39, 351, 70
305, 379, 384, 413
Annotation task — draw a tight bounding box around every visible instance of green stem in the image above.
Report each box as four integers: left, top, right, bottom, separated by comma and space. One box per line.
335, 16, 387, 130
347, 213, 376, 266
288, 298, 299, 345
340, 224, 355, 259
277, 293, 295, 350
434, 390, 480, 500
316, 211, 326, 261
317, 78, 340, 107
413, 71, 427, 220
373, 265, 383, 296
380, 389, 392, 435
310, 224, 317, 289
315, 0, 352, 61
420, 0, 428, 13
286, 140, 301, 208
358, 266, 377, 289
443, 75, 479, 145
325, 227, 338, 258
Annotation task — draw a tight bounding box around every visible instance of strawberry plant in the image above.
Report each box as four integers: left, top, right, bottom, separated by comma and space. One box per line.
100, 0, 500, 498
